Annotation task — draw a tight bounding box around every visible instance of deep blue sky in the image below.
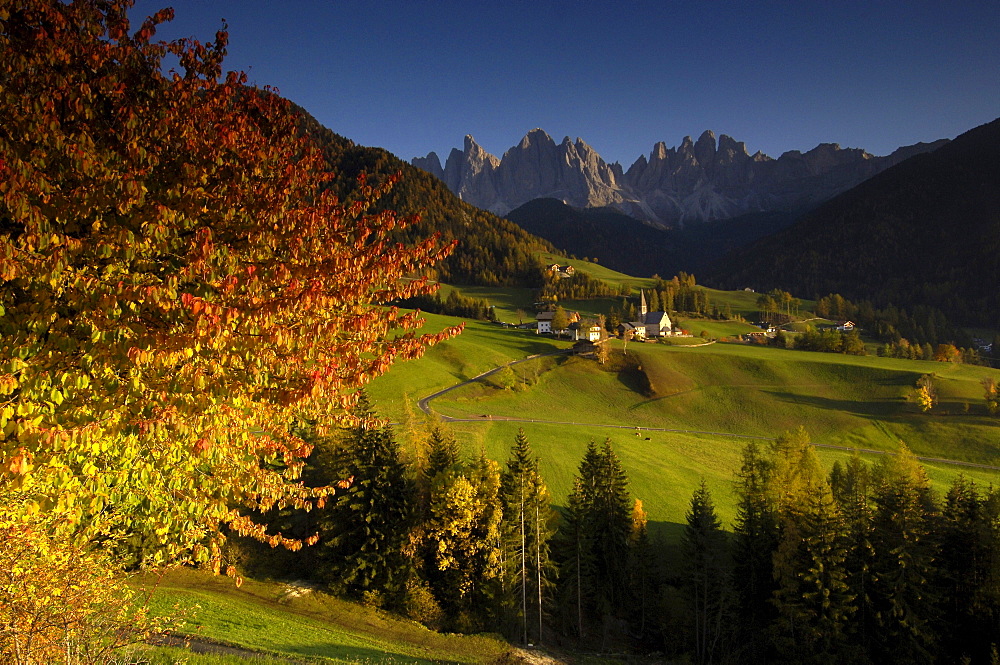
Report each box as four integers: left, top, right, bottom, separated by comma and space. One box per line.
131, 0, 998, 166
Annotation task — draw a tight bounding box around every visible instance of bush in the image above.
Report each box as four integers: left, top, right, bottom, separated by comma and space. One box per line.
402, 578, 444, 630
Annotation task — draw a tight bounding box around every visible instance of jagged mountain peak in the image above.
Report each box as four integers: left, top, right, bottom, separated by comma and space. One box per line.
412, 128, 948, 227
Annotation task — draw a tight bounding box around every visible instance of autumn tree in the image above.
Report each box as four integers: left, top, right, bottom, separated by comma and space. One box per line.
768, 431, 854, 663
909, 374, 938, 413
0, 0, 458, 572
550, 306, 570, 336
423, 453, 504, 631
983, 377, 999, 415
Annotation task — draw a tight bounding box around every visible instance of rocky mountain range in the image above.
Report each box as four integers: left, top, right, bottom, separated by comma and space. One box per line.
412, 130, 948, 228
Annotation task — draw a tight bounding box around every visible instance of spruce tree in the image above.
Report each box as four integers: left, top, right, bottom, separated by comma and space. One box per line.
316, 394, 414, 602
554, 439, 633, 642
591, 438, 634, 628
938, 475, 1000, 663
869, 444, 939, 665
555, 477, 595, 638
682, 480, 729, 665
731, 441, 779, 665
830, 452, 877, 657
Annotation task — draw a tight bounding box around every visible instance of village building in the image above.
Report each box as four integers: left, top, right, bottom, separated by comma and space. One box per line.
536, 309, 580, 335
568, 323, 603, 342
617, 291, 672, 338
546, 263, 576, 279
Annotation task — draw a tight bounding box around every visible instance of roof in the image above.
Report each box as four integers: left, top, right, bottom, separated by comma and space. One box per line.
644, 311, 671, 326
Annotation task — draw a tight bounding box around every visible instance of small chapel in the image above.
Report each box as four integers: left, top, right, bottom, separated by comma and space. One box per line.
618, 290, 672, 338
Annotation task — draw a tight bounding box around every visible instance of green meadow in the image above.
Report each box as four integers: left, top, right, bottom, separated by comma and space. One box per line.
132, 569, 508, 664
372, 307, 1000, 534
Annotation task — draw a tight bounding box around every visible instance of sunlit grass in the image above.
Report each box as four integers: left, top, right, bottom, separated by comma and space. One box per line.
135, 569, 507, 664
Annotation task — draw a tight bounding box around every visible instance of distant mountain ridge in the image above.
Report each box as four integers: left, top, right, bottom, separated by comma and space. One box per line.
707, 117, 1000, 328
413, 130, 948, 228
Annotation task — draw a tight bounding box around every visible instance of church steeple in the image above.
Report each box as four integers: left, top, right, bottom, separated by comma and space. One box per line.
640, 289, 648, 318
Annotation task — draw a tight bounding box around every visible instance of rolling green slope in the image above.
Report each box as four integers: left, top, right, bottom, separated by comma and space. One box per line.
371, 314, 1000, 532
135, 569, 508, 664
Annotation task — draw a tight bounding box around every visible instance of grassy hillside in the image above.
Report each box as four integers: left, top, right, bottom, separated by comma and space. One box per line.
134, 569, 508, 664
371, 314, 1000, 534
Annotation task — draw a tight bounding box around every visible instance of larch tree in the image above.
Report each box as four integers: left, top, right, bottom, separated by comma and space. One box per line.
768, 436, 854, 664
0, 0, 459, 568
500, 429, 556, 645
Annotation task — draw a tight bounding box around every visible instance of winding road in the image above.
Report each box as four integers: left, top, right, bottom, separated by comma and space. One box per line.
416, 348, 1000, 473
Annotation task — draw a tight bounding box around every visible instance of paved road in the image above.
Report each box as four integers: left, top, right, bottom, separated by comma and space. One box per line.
417, 350, 1000, 473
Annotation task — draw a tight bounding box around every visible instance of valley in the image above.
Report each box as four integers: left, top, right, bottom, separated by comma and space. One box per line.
370, 258, 1000, 531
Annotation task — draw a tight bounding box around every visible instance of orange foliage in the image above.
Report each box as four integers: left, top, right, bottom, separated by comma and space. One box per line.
0, 1, 459, 566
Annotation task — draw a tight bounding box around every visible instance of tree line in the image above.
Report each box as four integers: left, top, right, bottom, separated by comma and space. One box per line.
398, 288, 498, 322
234, 399, 1000, 663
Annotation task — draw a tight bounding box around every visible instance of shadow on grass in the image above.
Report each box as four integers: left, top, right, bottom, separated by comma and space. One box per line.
764, 389, 903, 418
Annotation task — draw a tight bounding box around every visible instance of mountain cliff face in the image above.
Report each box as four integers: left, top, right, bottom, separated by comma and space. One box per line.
413, 129, 947, 228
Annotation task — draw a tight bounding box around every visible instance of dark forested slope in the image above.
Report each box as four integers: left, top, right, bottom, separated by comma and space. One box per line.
505, 198, 795, 278
295, 106, 554, 286
708, 118, 1000, 327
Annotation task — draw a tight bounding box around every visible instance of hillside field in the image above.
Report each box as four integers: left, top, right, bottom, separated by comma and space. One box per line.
370, 309, 1000, 535
131, 569, 508, 664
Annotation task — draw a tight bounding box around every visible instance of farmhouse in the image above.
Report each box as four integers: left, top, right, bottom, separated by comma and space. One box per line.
536, 309, 580, 335
571, 323, 603, 342
546, 263, 576, 279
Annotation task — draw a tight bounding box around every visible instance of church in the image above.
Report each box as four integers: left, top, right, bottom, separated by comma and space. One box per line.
618, 290, 672, 338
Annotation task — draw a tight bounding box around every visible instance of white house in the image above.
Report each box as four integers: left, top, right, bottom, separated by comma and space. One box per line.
536, 310, 580, 335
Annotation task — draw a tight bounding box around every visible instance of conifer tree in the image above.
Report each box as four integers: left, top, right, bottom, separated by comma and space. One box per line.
317, 394, 414, 601
769, 440, 854, 664
869, 444, 939, 665
500, 429, 556, 645
938, 475, 1000, 663
555, 477, 595, 638
731, 441, 779, 665
591, 439, 634, 627
682, 480, 729, 665
829, 452, 877, 655
425, 426, 460, 478
554, 439, 633, 641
